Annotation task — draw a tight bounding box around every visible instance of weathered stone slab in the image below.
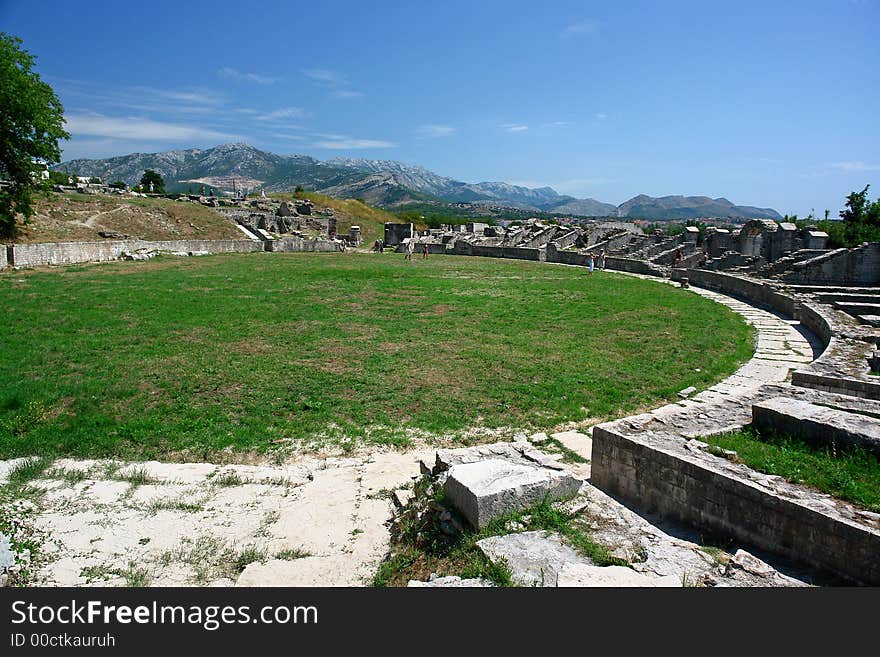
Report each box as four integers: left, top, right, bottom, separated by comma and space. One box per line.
550, 430, 593, 461
556, 563, 681, 587
444, 460, 581, 529
752, 396, 880, 457
476, 531, 590, 586
407, 575, 494, 587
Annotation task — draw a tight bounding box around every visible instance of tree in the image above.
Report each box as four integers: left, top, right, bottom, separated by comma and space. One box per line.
140, 169, 165, 194
840, 185, 880, 245
109, 180, 127, 189
47, 170, 72, 186
0, 33, 70, 238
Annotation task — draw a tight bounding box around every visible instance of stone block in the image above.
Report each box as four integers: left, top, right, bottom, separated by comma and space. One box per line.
752, 396, 880, 457
476, 531, 590, 586
556, 563, 681, 587
443, 459, 581, 529
407, 575, 494, 587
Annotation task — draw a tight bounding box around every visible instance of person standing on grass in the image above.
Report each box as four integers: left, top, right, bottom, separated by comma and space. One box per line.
405, 238, 414, 261
587, 252, 594, 274
598, 249, 605, 270
422, 241, 429, 259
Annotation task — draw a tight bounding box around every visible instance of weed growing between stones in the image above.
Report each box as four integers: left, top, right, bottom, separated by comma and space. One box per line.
373, 475, 626, 587
80, 561, 152, 587
0, 458, 55, 586
539, 438, 589, 464
274, 548, 310, 561
157, 535, 271, 584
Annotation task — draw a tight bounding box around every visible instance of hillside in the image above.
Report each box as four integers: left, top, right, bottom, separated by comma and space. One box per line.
13, 192, 243, 244
270, 191, 404, 244
617, 194, 781, 220
56, 143, 783, 220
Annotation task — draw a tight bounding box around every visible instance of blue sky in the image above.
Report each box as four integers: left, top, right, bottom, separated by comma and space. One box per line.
2, 0, 878, 215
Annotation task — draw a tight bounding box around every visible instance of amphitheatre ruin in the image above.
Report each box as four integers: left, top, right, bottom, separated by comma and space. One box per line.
1, 185, 879, 588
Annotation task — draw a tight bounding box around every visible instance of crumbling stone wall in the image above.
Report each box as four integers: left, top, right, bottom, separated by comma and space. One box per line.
383, 223, 413, 246
265, 237, 341, 252
781, 243, 880, 285
9, 239, 263, 268
591, 426, 880, 585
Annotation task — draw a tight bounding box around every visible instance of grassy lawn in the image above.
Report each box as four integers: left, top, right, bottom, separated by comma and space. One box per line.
0, 253, 754, 461
705, 427, 880, 512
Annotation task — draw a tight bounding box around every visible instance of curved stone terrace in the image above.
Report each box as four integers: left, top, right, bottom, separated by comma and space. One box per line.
3, 256, 878, 587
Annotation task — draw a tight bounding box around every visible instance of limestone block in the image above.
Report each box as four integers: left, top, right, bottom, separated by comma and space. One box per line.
556, 563, 681, 587
444, 459, 581, 529
476, 531, 590, 586
407, 575, 494, 587
752, 396, 880, 457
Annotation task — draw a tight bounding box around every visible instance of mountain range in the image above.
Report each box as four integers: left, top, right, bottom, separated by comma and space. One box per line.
56, 143, 782, 220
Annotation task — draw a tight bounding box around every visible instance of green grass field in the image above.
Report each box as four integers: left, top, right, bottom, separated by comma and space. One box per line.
0, 253, 754, 461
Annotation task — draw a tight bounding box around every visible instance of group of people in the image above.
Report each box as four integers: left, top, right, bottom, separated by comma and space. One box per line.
587, 249, 606, 274
404, 238, 429, 261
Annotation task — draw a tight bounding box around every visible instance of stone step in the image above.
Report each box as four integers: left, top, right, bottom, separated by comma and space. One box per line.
786, 285, 880, 294
815, 293, 880, 304
858, 315, 880, 328
760, 383, 880, 419
752, 396, 880, 458
833, 301, 880, 315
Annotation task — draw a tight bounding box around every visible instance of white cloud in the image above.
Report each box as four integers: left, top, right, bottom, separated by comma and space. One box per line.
303, 68, 346, 85
330, 89, 364, 100
596, 113, 608, 120
303, 69, 362, 100
562, 20, 601, 37
313, 138, 395, 150
64, 114, 234, 142
268, 133, 306, 141
140, 88, 224, 105
501, 124, 528, 132
256, 107, 308, 122
417, 124, 456, 138
831, 161, 880, 172
218, 67, 275, 85
542, 121, 571, 128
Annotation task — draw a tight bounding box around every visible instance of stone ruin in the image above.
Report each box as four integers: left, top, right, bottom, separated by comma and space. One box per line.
387, 215, 880, 290
379, 215, 880, 586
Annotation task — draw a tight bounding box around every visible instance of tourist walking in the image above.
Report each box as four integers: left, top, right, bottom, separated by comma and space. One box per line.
598, 249, 605, 270
587, 253, 594, 274
422, 242, 429, 259
405, 238, 414, 261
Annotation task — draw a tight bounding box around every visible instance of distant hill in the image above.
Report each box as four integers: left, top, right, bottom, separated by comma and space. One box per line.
56, 143, 782, 220
617, 194, 782, 220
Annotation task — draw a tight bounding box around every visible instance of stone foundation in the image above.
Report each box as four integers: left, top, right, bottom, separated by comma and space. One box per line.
591, 425, 880, 585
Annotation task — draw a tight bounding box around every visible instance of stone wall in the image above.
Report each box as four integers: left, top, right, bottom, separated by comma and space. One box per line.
9, 239, 263, 268
450, 242, 541, 261
383, 223, 413, 246
591, 425, 880, 585
549, 248, 589, 267
0, 245, 7, 269
782, 243, 880, 285
672, 268, 798, 317
603, 256, 664, 276
265, 237, 341, 252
